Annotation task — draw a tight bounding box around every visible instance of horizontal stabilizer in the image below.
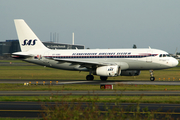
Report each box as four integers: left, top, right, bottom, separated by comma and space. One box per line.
11, 52, 33, 59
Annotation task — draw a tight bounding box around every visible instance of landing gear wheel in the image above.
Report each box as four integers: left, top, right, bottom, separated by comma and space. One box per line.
150, 77, 155, 81
100, 76, 108, 81
149, 70, 155, 81
86, 75, 94, 81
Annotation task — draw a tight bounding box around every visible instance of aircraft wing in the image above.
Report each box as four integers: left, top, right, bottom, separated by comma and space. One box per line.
53, 58, 116, 68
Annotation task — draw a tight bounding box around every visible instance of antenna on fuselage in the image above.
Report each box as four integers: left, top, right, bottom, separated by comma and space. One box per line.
72, 32, 74, 45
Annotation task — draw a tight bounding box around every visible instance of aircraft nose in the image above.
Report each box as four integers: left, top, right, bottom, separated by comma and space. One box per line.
172, 59, 179, 67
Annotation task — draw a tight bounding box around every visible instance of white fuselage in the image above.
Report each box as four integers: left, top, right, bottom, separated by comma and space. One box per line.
23, 48, 178, 71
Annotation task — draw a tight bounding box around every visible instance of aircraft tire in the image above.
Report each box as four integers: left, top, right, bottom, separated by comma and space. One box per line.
100, 76, 108, 81
86, 75, 94, 81
150, 77, 155, 81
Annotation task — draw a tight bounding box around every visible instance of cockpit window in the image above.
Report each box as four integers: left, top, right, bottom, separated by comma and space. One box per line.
159, 54, 170, 57
166, 54, 170, 57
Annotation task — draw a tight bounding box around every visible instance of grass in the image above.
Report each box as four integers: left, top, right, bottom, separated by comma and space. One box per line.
1, 95, 180, 104
40, 100, 170, 120
0, 65, 180, 80
0, 60, 180, 80
0, 83, 180, 104
0, 60, 26, 63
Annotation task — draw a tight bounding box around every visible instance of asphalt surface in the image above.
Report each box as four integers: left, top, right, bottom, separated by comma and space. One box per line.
1, 79, 180, 85
0, 102, 180, 118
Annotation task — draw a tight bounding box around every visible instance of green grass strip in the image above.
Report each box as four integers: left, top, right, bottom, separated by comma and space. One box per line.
0, 95, 180, 104
0, 62, 180, 80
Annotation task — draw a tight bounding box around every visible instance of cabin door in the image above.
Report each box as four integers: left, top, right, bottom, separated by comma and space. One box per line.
146, 50, 152, 62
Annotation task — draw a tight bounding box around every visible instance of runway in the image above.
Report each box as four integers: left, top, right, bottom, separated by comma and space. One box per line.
1, 79, 180, 85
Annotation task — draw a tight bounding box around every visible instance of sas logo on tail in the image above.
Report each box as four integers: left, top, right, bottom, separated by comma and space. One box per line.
22, 39, 37, 46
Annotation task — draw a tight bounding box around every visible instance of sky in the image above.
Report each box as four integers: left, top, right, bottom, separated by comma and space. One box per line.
0, 0, 180, 53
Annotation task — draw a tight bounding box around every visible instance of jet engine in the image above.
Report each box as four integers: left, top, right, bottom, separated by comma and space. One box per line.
121, 70, 141, 76
93, 65, 121, 77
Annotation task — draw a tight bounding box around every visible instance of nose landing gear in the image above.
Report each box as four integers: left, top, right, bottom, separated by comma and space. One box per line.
149, 70, 155, 81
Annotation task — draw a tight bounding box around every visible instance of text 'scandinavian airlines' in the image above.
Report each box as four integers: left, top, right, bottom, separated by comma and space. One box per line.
12, 19, 178, 81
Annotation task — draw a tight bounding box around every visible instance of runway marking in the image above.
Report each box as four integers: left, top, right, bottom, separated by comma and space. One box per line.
112, 82, 180, 85
57, 81, 95, 84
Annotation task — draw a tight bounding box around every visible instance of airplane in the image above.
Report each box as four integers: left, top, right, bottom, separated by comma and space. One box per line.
170, 48, 180, 60
12, 19, 179, 81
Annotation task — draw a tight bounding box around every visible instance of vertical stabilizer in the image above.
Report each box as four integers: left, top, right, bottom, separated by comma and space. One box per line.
14, 19, 48, 52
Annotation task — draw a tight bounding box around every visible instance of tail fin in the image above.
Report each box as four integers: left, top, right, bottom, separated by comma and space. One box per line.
14, 19, 48, 52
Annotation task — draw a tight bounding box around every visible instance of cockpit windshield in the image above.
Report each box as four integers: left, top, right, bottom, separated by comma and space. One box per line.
159, 54, 170, 57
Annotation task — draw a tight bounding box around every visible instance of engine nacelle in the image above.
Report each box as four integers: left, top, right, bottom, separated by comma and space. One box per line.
121, 70, 141, 76
93, 65, 121, 77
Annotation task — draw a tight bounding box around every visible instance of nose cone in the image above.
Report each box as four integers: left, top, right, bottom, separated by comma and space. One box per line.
172, 59, 179, 67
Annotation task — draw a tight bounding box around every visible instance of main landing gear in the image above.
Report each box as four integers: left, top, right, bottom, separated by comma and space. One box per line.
100, 76, 108, 81
149, 70, 155, 81
86, 71, 108, 81
86, 75, 94, 80
86, 70, 94, 80
86, 75, 108, 81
